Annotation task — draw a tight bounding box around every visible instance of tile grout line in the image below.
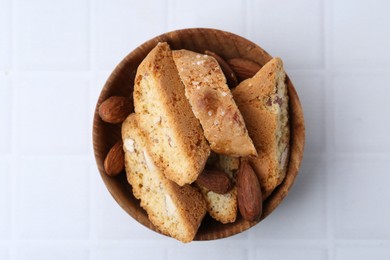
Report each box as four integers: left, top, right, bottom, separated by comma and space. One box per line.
8, 67, 388, 76
8, 67, 390, 79
165, 0, 174, 30
325, 75, 336, 260
242, 0, 249, 38
9, 0, 20, 258
164, 0, 170, 257
162, 1, 171, 258
87, 0, 96, 257
164, 0, 170, 31
245, 0, 253, 39
9, 237, 385, 245
247, 233, 255, 260
4, 0, 11, 72
323, 0, 336, 259
245, 1, 254, 258
0, 0, 13, 249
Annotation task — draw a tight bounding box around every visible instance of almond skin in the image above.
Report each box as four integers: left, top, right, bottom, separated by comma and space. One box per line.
104, 141, 124, 176
237, 160, 262, 221
205, 50, 238, 88
99, 96, 132, 124
195, 169, 232, 194
227, 58, 262, 82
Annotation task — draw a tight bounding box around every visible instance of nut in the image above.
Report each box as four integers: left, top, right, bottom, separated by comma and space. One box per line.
123, 138, 135, 153
237, 160, 262, 221
142, 150, 157, 172
227, 58, 262, 82
165, 194, 176, 216
104, 141, 124, 176
99, 96, 132, 124
195, 169, 232, 194
205, 50, 238, 88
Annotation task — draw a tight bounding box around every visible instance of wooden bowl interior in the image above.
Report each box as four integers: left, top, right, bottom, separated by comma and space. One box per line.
93, 28, 305, 240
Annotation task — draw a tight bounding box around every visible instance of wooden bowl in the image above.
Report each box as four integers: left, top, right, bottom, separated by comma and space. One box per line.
93, 28, 305, 240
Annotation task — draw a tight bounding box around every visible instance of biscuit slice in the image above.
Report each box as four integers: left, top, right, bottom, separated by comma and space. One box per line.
134, 43, 210, 186
122, 114, 207, 243
199, 186, 237, 224
232, 58, 290, 199
172, 49, 256, 157
198, 154, 240, 224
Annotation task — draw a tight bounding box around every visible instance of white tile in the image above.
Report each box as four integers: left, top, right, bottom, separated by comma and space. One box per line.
95, 0, 166, 70
88, 74, 111, 154
18, 77, 89, 155
0, 160, 10, 239
336, 245, 390, 260
333, 0, 390, 68
168, 243, 247, 260
332, 159, 390, 239
0, 78, 12, 154
93, 72, 111, 97
16, 245, 88, 260
0, 0, 11, 71
92, 168, 163, 240
289, 73, 325, 154
92, 244, 165, 260
249, 0, 323, 69
249, 158, 327, 239
17, 0, 88, 70
0, 247, 9, 260
255, 247, 327, 260
169, 0, 245, 34
91, 72, 111, 115
18, 157, 89, 239
333, 75, 390, 153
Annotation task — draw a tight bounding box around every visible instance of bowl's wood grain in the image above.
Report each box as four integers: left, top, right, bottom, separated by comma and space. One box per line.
93, 28, 305, 240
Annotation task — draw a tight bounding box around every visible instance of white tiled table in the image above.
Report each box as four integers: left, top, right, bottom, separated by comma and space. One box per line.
1, 0, 390, 259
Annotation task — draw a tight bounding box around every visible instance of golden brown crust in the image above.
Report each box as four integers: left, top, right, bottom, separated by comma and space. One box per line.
122, 114, 207, 243
133, 43, 210, 186
172, 49, 256, 157
232, 58, 290, 198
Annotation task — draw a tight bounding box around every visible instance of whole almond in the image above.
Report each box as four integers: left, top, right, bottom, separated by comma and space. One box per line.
205, 50, 238, 88
237, 161, 262, 221
99, 96, 132, 124
104, 141, 124, 176
195, 169, 232, 194
228, 58, 262, 82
